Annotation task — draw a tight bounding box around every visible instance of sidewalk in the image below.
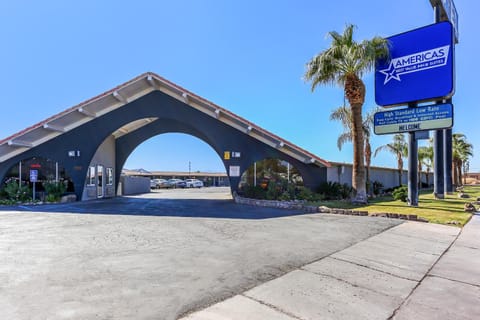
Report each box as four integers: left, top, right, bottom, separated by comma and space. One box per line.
181, 215, 480, 320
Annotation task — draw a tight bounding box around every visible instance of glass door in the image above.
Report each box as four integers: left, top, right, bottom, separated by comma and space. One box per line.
97, 165, 104, 198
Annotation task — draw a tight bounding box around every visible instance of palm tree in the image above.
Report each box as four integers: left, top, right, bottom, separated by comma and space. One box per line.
330, 106, 377, 194
417, 146, 432, 189
374, 134, 408, 186
452, 133, 473, 186
463, 160, 470, 185
304, 24, 389, 203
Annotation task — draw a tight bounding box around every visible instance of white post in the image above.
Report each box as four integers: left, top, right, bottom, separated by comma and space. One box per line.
254, 162, 257, 186
287, 163, 290, 183
19, 161, 22, 187
55, 162, 59, 182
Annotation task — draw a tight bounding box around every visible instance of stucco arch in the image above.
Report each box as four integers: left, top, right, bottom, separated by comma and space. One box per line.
0, 73, 330, 201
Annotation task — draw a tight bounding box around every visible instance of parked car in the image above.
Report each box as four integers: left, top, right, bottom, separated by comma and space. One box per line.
167, 178, 186, 188
185, 179, 204, 188
150, 178, 169, 189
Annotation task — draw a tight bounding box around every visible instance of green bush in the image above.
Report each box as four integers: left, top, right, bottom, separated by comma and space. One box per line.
266, 181, 281, 200
296, 186, 324, 202
2, 180, 31, 202
43, 181, 66, 202
317, 181, 351, 200
242, 185, 267, 199
392, 185, 408, 202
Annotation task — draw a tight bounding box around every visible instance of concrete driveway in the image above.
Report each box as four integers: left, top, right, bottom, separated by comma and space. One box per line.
0, 188, 402, 319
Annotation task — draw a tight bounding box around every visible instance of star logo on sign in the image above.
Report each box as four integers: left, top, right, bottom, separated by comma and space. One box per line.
379, 62, 401, 84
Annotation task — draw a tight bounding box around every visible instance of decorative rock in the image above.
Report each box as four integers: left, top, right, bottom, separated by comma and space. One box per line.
318, 206, 331, 213
446, 220, 461, 225
372, 213, 388, 218
388, 213, 399, 219
464, 202, 476, 212
416, 217, 429, 223
458, 193, 470, 198
60, 194, 77, 203
407, 214, 418, 220
398, 214, 408, 220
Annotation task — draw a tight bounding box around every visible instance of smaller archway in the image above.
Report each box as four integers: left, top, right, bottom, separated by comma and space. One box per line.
238, 158, 304, 200
1, 156, 74, 201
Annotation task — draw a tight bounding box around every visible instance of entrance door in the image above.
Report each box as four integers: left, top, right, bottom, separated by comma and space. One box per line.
97, 165, 104, 198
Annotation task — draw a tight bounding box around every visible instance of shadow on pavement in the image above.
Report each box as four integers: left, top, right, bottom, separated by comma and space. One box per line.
0, 197, 308, 220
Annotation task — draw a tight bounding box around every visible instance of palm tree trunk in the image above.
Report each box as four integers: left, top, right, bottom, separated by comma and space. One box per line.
344, 73, 367, 203
397, 157, 403, 186
459, 159, 463, 186
351, 102, 367, 203
452, 160, 458, 187
365, 140, 371, 195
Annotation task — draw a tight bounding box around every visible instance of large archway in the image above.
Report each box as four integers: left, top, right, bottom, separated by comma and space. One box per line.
0, 73, 330, 201
124, 133, 226, 174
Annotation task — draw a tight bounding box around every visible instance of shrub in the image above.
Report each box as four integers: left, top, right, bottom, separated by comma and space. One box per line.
43, 181, 66, 203
392, 185, 408, 202
317, 181, 351, 200
242, 185, 267, 199
296, 186, 324, 202
2, 180, 31, 202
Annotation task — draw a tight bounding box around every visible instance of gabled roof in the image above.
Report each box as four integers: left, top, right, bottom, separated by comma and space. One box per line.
0, 72, 330, 167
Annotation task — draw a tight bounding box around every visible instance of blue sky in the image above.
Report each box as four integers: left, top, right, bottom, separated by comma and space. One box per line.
0, 0, 477, 173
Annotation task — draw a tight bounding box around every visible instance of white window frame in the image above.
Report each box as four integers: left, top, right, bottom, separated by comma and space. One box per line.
106, 167, 114, 186
87, 166, 96, 186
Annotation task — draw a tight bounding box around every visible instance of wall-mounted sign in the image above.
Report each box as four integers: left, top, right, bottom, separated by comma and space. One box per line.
374, 103, 453, 135
229, 165, 240, 177
224, 151, 241, 160
68, 150, 81, 157
375, 21, 454, 107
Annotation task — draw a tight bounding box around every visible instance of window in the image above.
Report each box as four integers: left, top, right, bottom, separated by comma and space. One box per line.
106, 167, 113, 186
87, 166, 96, 186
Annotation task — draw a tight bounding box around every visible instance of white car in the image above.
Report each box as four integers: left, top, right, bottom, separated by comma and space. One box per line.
185, 179, 204, 188
150, 178, 168, 189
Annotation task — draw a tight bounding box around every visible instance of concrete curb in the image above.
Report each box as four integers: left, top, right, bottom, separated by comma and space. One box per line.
234, 194, 428, 222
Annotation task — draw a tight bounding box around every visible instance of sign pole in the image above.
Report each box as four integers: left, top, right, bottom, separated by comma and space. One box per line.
429, 0, 457, 195
444, 122, 453, 193
432, 5, 445, 199
407, 102, 419, 206
434, 126, 445, 199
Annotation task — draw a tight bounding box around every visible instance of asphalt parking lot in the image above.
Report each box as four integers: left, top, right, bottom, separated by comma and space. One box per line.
0, 187, 402, 320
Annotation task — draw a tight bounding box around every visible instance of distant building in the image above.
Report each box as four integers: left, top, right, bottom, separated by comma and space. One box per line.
122, 169, 229, 187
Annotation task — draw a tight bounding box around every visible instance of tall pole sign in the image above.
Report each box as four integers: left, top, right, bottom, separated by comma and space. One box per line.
375, 21, 454, 107
429, 0, 459, 196
374, 20, 455, 206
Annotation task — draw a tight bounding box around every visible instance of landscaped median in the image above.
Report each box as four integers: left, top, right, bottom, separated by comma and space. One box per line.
235, 185, 480, 227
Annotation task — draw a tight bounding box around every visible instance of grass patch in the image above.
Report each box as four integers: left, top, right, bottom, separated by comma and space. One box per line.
313, 185, 480, 227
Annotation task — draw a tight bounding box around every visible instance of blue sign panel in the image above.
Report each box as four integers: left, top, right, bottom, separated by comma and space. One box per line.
375, 22, 454, 106
374, 103, 453, 135
30, 169, 38, 182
